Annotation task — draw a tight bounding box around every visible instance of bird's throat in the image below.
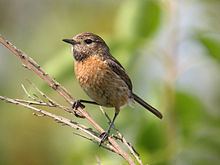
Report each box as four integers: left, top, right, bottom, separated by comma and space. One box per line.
72, 50, 89, 62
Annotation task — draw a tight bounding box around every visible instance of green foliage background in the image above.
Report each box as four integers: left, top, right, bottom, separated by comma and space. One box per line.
0, 0, 220, 164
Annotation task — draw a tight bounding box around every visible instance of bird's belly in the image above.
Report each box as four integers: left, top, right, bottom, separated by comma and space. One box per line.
84, 79, 130, 108
75, 56, 131, 108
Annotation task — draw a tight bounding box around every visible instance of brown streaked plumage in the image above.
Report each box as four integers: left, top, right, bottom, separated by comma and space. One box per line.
63, 32, 163, 144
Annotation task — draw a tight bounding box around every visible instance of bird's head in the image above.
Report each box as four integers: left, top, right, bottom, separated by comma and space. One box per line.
63, 32, 110, 61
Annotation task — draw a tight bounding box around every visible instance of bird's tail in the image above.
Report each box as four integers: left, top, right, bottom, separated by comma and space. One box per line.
132, 93, 163, 119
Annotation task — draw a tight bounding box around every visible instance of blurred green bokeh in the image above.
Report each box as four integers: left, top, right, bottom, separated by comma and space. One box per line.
0, 0, 220, 164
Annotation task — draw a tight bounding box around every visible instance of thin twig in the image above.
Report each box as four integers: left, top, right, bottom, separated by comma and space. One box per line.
0, 95, 117, 153
14, 98, 56, 107
116, 132, 143, 165
26, 80, 57, 106
25, 81, 74, 113
22, 83, 74, 112
21, 84, 42, 103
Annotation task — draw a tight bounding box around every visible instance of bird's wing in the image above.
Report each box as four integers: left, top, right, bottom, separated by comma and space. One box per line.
105, 55, 133, 90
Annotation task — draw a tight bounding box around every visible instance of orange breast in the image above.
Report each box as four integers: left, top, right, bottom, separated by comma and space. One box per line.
74, 55, 130, 108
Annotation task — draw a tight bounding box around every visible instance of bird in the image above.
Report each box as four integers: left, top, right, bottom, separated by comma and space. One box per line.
63, 32, 163, 144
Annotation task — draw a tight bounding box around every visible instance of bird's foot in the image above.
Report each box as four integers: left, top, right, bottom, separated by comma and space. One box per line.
99, 131, 109, 146
72, 100, 85, 110
72, 100, 86, 118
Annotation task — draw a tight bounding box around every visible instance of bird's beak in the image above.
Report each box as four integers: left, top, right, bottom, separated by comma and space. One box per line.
62, 39, 78, 45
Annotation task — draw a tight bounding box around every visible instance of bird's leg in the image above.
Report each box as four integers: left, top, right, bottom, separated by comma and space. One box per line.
72, 99, 99, 109
99, 111, 119, 146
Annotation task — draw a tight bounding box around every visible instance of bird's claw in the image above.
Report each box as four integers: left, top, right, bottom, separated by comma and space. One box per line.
99, 131, 109, 146
72, 100, 85, 110
71, 100, 85, 118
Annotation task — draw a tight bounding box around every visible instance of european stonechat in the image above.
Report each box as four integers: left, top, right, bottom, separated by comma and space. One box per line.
63, 32, 162, 143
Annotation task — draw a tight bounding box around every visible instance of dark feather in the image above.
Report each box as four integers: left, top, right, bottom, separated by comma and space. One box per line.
104, 54, 133, 90
133, 93, 163, 119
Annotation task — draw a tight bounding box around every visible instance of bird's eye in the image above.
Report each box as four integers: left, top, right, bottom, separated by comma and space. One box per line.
84, 39, 93, 44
